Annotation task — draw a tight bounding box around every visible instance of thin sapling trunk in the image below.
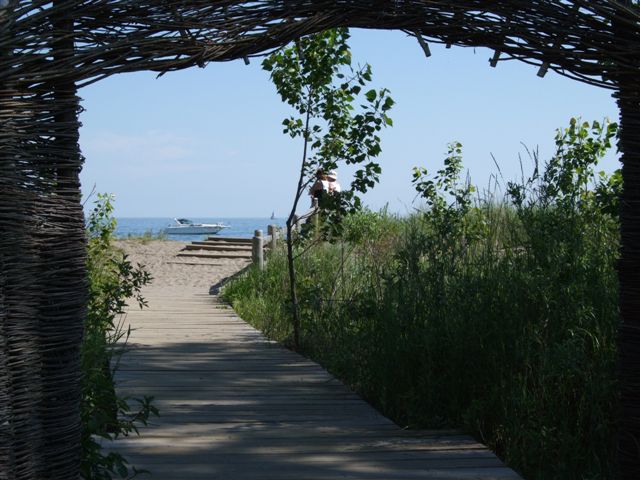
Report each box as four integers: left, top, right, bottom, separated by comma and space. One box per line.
286, 105, 312, 350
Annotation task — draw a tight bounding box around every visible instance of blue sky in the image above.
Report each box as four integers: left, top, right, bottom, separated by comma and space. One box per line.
78, 28, 619, 218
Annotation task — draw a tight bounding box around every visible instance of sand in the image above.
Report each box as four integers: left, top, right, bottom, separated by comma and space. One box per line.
115, 239, 251, 295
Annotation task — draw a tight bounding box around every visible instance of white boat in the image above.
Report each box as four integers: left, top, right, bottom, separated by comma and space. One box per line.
164, 218, 229, 235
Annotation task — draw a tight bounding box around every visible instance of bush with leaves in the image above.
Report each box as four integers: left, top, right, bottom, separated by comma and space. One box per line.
82, 193, 157, 480
507, 118, 620, 212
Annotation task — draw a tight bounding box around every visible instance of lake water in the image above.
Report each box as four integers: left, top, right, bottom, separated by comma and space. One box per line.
115, 217, 286, 242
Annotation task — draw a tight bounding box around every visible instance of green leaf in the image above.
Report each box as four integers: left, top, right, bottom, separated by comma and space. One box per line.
365, 89, 377, 102
116, 461, 128, 478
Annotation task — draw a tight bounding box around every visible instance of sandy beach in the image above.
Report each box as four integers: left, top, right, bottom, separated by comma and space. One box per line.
115, 239, 251, 294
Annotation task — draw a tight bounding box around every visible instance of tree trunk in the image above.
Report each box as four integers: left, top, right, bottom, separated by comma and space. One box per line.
285, 102, 312, 351
285, 220, 301, 349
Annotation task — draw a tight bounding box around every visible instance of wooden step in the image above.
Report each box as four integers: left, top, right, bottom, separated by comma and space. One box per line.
192, 240, 253, 248
177, 252, 252, 260
206, 236, 253, 243
183, 244, 251, 252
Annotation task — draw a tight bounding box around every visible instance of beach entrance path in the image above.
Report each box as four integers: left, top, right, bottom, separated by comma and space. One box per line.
106, 284, 522, 480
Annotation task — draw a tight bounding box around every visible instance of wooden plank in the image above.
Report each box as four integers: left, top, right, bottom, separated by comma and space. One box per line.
91, 469, 518, 480
205, 236, 253, 243
120, 416, 394, 426
116, 356, 334, 369
104, 450, 504, 465
177, 252, 252, 259
117, 387, 362, 396
192, 241, 254, 248
117, 368, 330, 375
165, 261, 227, 266
112, 422, 456, 438
105, 439, 484, 454
183, 244, 253, 252
120, 349, 296, 357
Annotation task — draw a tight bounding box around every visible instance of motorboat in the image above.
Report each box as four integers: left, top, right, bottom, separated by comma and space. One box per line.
164, 218, 229, 235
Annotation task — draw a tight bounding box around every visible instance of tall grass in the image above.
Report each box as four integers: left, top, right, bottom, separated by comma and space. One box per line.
222, 119, 620, 480
125, 229, 167, 243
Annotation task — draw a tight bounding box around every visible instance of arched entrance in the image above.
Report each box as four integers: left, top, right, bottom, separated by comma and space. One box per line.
1, 2, 638, 478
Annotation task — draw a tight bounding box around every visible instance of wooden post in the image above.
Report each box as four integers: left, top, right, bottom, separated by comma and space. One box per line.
268, 224, 278, 249
252, 229, 264, 270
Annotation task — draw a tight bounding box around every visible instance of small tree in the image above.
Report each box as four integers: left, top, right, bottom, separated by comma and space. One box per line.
262, 28, 393, 348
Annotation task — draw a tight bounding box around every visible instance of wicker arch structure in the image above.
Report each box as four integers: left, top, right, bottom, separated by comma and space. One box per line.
0, 1, 638, 478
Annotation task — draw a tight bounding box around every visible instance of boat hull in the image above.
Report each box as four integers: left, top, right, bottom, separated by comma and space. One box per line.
164, 225, 226, 235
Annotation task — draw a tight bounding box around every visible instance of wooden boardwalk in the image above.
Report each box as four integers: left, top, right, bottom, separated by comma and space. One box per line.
109, 287, 522, 480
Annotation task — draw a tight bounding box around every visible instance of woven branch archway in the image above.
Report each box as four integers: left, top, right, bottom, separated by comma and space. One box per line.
1, 1, 639, 478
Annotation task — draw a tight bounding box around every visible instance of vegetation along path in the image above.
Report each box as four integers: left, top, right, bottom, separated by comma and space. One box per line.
108, 282, 522, 479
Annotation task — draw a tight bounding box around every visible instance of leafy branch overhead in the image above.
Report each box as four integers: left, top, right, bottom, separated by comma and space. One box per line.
262, 28, 394, 216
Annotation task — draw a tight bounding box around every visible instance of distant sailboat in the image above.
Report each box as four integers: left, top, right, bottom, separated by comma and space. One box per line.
270, 211, 275, 220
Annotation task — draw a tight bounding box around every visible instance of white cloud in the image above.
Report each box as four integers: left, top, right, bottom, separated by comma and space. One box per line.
81, 130, 196, 165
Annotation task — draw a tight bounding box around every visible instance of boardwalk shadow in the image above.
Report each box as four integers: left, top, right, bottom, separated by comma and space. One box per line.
108, 339, 519, 480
